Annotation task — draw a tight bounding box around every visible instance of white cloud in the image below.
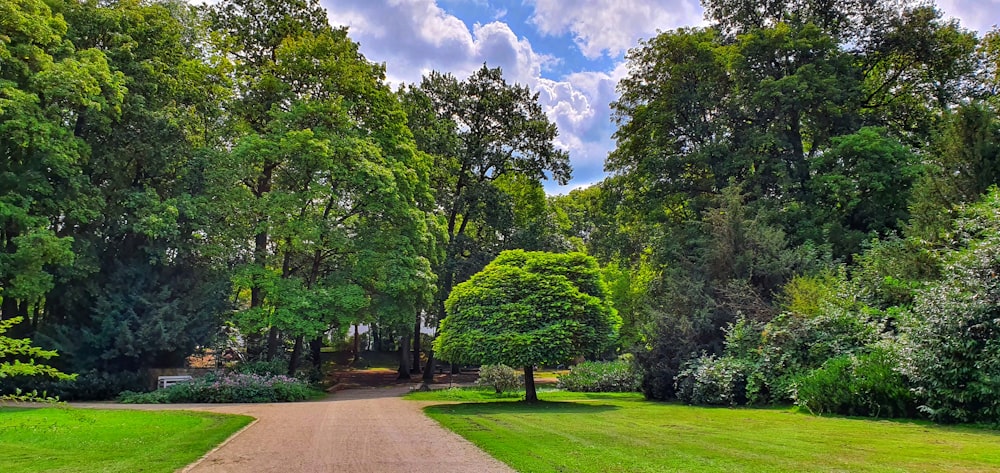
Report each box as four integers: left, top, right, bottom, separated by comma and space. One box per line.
936, 0, 1000, 34
527, 0, 703, 59
325, 0, 554, 86
324, 0, 623, 190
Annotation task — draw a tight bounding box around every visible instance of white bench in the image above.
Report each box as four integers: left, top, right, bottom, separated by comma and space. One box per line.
157, 375, 193, 389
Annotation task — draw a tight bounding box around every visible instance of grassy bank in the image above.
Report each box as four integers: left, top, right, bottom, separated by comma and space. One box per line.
0, 406, 253, 473
409, 389, 1000, 472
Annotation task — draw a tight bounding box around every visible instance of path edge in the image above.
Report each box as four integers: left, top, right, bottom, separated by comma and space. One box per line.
178, 417, 259, 473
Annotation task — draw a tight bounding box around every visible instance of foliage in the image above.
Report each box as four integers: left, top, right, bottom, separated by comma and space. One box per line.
793, 347, 916, 418
636, 187, 822, 401
476, 364, 523, 394
675, 355, 755, 406
908, 103, 1000, 242
235, 359, 288, 377
401, 65, 572, 380
118, 372, 316, 403
0, 408, 252, 473
436, 250, 619, 400
900, 188, 1000, 423
556, 359, 641, 393
2, 369, 145, 402
0, 316, 74, 401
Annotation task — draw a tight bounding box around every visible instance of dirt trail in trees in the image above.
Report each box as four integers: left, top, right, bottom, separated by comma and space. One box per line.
75, 386, 514, 473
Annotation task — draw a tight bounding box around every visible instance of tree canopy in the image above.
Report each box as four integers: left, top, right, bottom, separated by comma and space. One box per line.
436, 250, 619, 401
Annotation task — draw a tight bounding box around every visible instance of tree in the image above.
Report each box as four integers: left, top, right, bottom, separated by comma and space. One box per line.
908, 103, 1000, 243
401, 65, 571, 380
35, 0, 230, 375
208, 0, 336, 360
207, 0, 438, 374
0, 0, 124, 322
435, 250, 619, 401
1, 316, 74, 401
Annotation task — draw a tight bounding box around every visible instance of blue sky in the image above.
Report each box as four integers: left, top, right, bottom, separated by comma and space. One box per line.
323, 0, 1000, 193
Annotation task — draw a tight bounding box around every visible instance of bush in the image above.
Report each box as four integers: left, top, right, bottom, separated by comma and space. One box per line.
119, 372, 316, 403
794, 347, 915, 418
675, 355, 754, 406
557, 359, 641, 393
476, 364, 523, 393
898, 189, 1000, 424
235, 359, 288, 377
2, 370, 146, 401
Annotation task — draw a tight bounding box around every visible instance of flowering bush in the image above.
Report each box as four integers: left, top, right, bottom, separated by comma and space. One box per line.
675, 355, 755, 406
557, 359, 641, 393
119, 372, 316, 403
476, 364, 523, 393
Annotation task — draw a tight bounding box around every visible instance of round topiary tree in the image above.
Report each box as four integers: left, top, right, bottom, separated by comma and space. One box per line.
435, 250, 620, 401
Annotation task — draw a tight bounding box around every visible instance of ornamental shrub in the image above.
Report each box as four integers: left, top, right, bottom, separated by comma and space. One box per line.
675, 355, 755, 406
794, 346, 915, 418
476, 364, 523, 393
119, 372, 315, 403
899, 190, 1000, 423
557, 359, 641, 392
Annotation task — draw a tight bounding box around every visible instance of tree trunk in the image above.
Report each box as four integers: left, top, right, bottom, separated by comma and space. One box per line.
266, 326, 280, 361
524, 365, 538, 402
287, 335, 303, 376
310, 337, 323, 370
353, 324, 360, 362
0, 295, 15, 321
251, 164, 273, 359
397, 333, 411, 380
422, 352, 436, 384
422, 297, 448, 384
411, 314, 422, 374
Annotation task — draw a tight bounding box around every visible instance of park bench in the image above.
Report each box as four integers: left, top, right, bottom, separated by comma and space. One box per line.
157, 375, 193, 389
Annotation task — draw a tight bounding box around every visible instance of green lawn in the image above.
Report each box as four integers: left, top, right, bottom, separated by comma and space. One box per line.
0, 406, 253, 473
408, 389, 1000, 473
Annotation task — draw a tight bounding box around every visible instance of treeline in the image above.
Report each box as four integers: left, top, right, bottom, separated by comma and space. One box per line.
1, 0, 571, 397
549, 0, 1000, 423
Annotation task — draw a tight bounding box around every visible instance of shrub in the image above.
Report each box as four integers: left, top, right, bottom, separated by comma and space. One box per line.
235, 359, 288, 377
557, 359, 641, 393
898, 189, 1000, 424
119, 372, 315, 403
2, 370, 146, 401
675, 355, 754, 406
754, 306, 878, 403
476, 364, 523, 393
794, 347, 915, 418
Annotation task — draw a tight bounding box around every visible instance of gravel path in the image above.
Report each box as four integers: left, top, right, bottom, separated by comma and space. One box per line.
73, 386, 514, 473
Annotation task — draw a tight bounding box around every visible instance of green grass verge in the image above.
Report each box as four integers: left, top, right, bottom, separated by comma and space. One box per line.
0, 406, 253, 473
411, 390, 1000, 473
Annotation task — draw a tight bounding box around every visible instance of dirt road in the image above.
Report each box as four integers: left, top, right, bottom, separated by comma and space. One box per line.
76, 386, 514, 473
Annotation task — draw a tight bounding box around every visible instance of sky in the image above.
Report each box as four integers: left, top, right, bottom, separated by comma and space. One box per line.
320, 0, 1000, 194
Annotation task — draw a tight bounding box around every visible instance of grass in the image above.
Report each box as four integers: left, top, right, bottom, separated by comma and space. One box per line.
0, 406, 253, 473
409, 389, 1000, 473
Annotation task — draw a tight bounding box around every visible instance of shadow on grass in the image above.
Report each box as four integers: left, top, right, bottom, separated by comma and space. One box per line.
425, 400, 620, 416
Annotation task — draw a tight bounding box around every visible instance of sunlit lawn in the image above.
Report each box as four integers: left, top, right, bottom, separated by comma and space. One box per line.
407, 389, 1000, 473
0, 406, 253, 473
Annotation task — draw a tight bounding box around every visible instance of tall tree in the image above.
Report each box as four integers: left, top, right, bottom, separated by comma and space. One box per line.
0, 0, 124, 325
31, 0, 232, 374
208, 0, 334, 359
210, 0, 437, 372
401, 65, 571, 381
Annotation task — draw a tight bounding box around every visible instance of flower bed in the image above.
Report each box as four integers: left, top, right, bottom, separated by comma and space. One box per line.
119, 372, 318, 403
